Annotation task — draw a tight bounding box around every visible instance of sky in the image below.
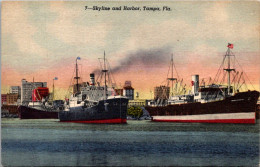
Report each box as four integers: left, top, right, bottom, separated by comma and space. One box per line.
1, 1, 260, 99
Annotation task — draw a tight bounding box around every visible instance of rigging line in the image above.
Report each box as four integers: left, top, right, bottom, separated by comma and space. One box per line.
219, 71, 225, 85
160, 79, 167, 86
173, 61, 180, 80
207, 77, 212, 85
219, 71, 227, 86
233, 72, 239, 92
176, 79, 181, 94
107, 66, 112, 86
180, 79, 184, 93
173, 82, 177, 95
237, 80, 246, 91
213, 65, 222, 84
99, 73, 103, 86
237, 75, 246, 91
236, 72, 243, 91
219, 65, 226, 82
179, 84, 186, 94
229, 71, 234, 86
233, 73, 238, 92
213, 60, 223, 83
66, 65, 76, 97
110, 71, 117, 87
95, 58, 105, 84
98, 58, 103, 69
78, 64, 83, 84
242, 75, 248, 90
95, 59, 103, 82
96, 71, 101, 83
223, 71, 227, 85
108, 74, 112, 87
176, 80, 179, 94
232, 55, 236, 70
107, 60, 117, 87
231, 71, 239, 85
234, 56, 256, 90
177, 79, 181, 94
165, 60, 171, 84
213, 53, 226, 83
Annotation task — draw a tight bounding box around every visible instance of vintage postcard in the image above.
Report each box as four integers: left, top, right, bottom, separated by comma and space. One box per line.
1, 1, 259, 166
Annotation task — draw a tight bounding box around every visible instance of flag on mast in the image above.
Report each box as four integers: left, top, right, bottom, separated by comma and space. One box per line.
227, 43, 234, 49
54, 77, 58, 80
77, 56, 81, 60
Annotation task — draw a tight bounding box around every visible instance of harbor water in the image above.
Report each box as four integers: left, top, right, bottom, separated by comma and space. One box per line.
1, 118, 259, 166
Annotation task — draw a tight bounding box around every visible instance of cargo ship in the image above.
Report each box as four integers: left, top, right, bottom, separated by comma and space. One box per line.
18, 87, 62, 119
59, 54, 129, 124
145, 44, 259, 124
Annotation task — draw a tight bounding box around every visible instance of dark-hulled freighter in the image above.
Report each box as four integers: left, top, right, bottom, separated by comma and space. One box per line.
145, 44, 259, 124
59, 53, 129, 123
18, 87, 63, 119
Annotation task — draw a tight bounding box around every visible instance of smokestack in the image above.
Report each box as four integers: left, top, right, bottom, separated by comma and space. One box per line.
90, 73, 95, 85
191, 75, 199, 94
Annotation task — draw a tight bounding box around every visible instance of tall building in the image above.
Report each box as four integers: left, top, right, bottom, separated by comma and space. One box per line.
6, 93, 19, 105
21, 79, 47, 104
154, 86, 170, 100
10, 86, 21, 97
123, 81, 134, 100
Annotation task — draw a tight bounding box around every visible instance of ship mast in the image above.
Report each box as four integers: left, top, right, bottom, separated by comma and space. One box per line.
168, 54, 177, 96
102, 51, 108, 100
53, 77, 58, 101
33, 77, 34, 107
224, 43, 235, 95
53, 79, 54, 100
75, 57, 81, 94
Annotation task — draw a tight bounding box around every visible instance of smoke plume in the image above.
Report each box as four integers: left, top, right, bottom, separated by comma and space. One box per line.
93, 46, 172, 74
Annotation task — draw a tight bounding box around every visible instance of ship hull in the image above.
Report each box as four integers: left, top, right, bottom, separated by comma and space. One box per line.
152, 112, 255, 124
18, 105, 58, 119
146, 91, 259, 124
59, 98, 128, 124
60, 118, 126, 124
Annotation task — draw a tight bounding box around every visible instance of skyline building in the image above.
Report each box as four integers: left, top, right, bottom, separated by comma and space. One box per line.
21, 79, 47, 104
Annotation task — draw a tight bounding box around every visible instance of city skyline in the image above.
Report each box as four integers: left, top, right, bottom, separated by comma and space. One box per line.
2, 1, 259, 99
